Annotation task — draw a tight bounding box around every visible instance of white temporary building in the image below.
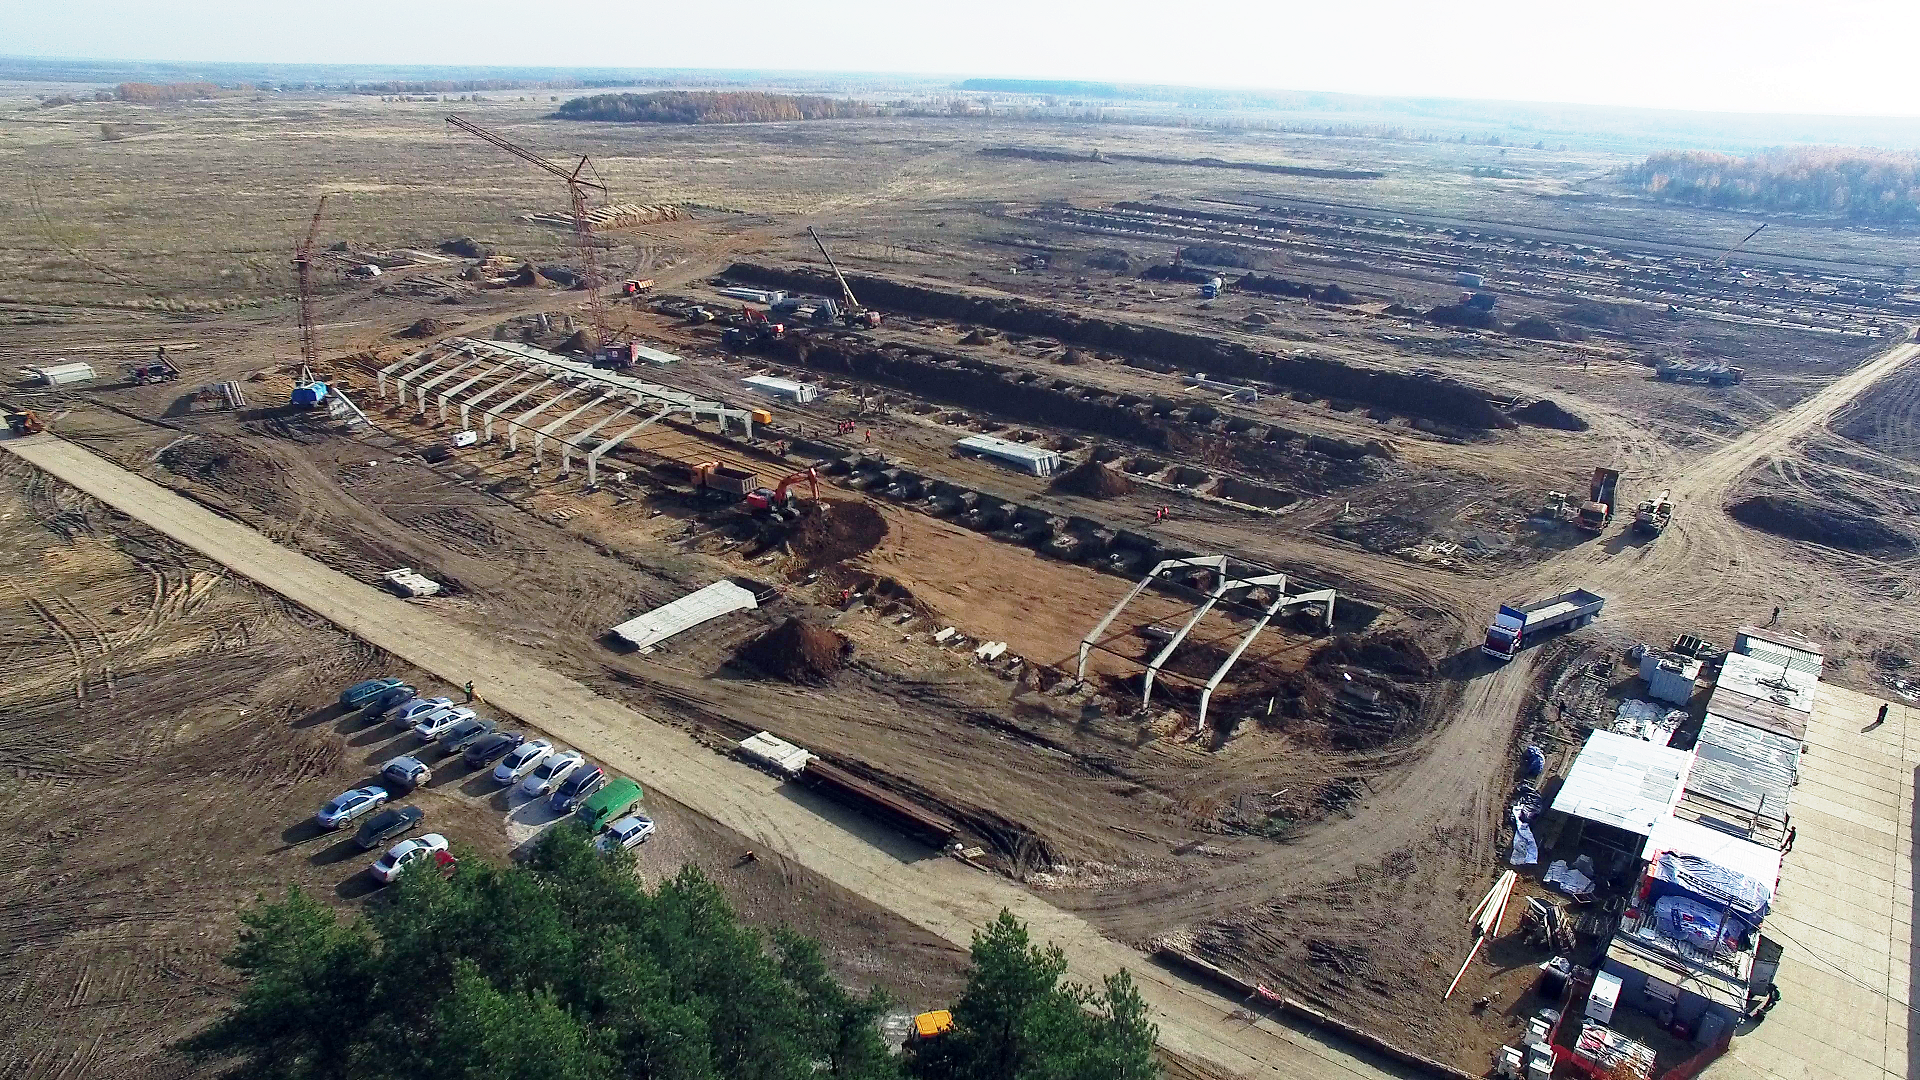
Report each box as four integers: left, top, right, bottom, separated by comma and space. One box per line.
1551, 729, 1696, 837
609, 581, 759, 651
955, 433, 1062, 477
743, 375, 820, 404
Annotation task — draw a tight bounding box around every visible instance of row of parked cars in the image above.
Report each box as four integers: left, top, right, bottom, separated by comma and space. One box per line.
318, 678, 656, 882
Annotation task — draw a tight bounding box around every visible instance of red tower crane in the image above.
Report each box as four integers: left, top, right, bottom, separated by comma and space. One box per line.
445, 114, 609, 340
293, 193, 328, 374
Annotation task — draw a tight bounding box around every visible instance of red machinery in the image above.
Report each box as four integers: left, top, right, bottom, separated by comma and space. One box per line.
745, 467, 819, 516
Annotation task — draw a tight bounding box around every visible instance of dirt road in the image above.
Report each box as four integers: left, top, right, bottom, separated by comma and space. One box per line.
0, 431, 1423, 1080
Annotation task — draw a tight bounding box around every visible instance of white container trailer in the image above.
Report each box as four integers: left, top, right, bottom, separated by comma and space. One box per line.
27, 361, 96, 387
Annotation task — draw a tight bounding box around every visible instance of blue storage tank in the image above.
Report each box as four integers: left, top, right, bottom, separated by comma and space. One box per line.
291, 381, 329, 408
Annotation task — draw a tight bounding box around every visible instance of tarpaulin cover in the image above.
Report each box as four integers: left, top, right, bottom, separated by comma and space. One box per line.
1649, 851, 1771, 928
1510, 807, 1539, 866
1652, 894, 1738, 952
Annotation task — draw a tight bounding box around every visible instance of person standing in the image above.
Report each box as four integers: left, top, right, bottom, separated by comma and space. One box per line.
1874, 702, 1890, 728
463, 680, 475, 704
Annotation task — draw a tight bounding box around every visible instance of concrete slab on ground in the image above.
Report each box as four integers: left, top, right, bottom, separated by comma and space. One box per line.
1709, 682, 1915, 1080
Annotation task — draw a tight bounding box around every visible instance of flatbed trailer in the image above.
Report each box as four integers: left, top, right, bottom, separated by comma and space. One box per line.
1482, 588, 1605, 660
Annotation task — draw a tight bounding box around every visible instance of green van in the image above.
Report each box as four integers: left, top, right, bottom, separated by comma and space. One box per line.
578, 778, 644, 832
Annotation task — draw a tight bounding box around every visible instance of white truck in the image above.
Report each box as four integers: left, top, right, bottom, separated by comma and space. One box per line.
1481, 589, 1606, 661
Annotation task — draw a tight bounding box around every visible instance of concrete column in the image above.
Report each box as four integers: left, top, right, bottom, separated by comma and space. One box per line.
534, 394, 614, 463
481, 377, 559, 442
458, 370, 535, 431
436, 362, 510, 423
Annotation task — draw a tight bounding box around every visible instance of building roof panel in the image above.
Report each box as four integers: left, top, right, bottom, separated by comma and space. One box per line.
1551, 730, 1696, 836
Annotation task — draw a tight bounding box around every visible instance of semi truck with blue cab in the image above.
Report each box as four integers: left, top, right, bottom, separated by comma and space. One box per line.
1481, 589, 1605, 661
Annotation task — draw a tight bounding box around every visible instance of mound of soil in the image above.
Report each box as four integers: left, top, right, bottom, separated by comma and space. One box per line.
1309, 629, 1437, 680
1426, 303, 1500, 330
509, 262, 547, 287
1509, 315, 1564, 340
1084, 248, 1132, 272
1180, 244, 1259, 269
561, 328, 600, 354
736, 617, 849, 683
439, 236, 494, 259
787, 500, 888, 569
1317, 283, 1356, 305
1728, 495, 1915, 556
1560, 301, 1661, 330
1511, 398, 1589, 432
1050, 459, 1134, 498
398, 317, 448, 339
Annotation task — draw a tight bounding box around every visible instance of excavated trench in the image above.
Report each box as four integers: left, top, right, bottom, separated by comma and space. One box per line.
752, 335, 1389, 494
726, 263, 1513, 431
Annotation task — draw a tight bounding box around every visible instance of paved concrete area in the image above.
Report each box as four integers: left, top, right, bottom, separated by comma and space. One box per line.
0, 431, 1422, 1080
1713, 682, 1914, 1080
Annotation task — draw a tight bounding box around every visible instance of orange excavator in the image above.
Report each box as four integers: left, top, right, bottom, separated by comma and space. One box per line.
745, 467, 818, 518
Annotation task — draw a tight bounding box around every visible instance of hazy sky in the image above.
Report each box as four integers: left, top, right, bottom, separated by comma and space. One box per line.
9, 0, 1920, 117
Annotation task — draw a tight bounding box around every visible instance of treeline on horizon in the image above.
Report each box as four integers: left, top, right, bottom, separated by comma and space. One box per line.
557, 90, 874, 124
1626, 146, 1920, 223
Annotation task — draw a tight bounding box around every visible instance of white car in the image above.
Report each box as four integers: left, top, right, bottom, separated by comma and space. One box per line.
597, 815, 656, 852
493, 739, 552, 785
412, 705, 476, 742
391, 696, 454, 725
519, 749, 583, 798
368, 833, 449, 883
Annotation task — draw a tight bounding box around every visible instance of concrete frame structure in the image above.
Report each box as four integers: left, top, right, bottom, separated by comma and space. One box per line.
456, 369, 536, 430
531, 393, 615, 458
411, 352, 484, 412
1076, 555, 1336, 728
437, 362, 510, 422
371, 338, 764, 488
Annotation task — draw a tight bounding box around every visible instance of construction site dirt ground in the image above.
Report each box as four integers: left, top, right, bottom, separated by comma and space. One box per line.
10, 86, 1920, 1075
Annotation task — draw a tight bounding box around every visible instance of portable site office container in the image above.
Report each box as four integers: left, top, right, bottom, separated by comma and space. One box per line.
954, 434, 1062, 477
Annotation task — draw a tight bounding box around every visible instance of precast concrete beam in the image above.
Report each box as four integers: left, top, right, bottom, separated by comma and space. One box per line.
458, 369, 535, 430
561, 404, 638, 474
506, 385, 582, 451
481, 376, 559, 442
533, 393, 614, 461
438, 362, 510, 422
377, 349, 430, 398
392, 356, 445, 403
412, 353, 483, 412
586, 407, 671, 487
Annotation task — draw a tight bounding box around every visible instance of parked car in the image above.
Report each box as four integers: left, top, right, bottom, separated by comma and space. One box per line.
436, 716, 496, 756
493, 739, 551, 785
339, 677, 406, 710
462, 731, 523, 768
390, 695, 454, 725
354, 805, 426, 850
412, 705, 475, 743
315, 786, 388, 830
365, 682, 418, 716
520, 750, 584, 798
578, 778, 645, 832
368, 833, 449, 883
378, 755, 432, 794
596, 815, 656, 852
550, 764, 606, 813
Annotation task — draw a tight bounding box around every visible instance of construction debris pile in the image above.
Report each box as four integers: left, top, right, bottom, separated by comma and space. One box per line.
736, 617, 850, 683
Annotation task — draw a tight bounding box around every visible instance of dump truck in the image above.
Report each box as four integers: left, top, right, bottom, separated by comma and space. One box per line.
692, 461, 758, 502
1481, 589, 1606, 661
1656, 360, 1744, 386
1633, 488, 1673, 535
1575, 468, 1620, 533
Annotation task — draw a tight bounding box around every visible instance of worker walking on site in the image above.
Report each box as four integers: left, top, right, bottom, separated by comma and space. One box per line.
1874, 702, 1890, 729
1770, 604, 1780, 625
